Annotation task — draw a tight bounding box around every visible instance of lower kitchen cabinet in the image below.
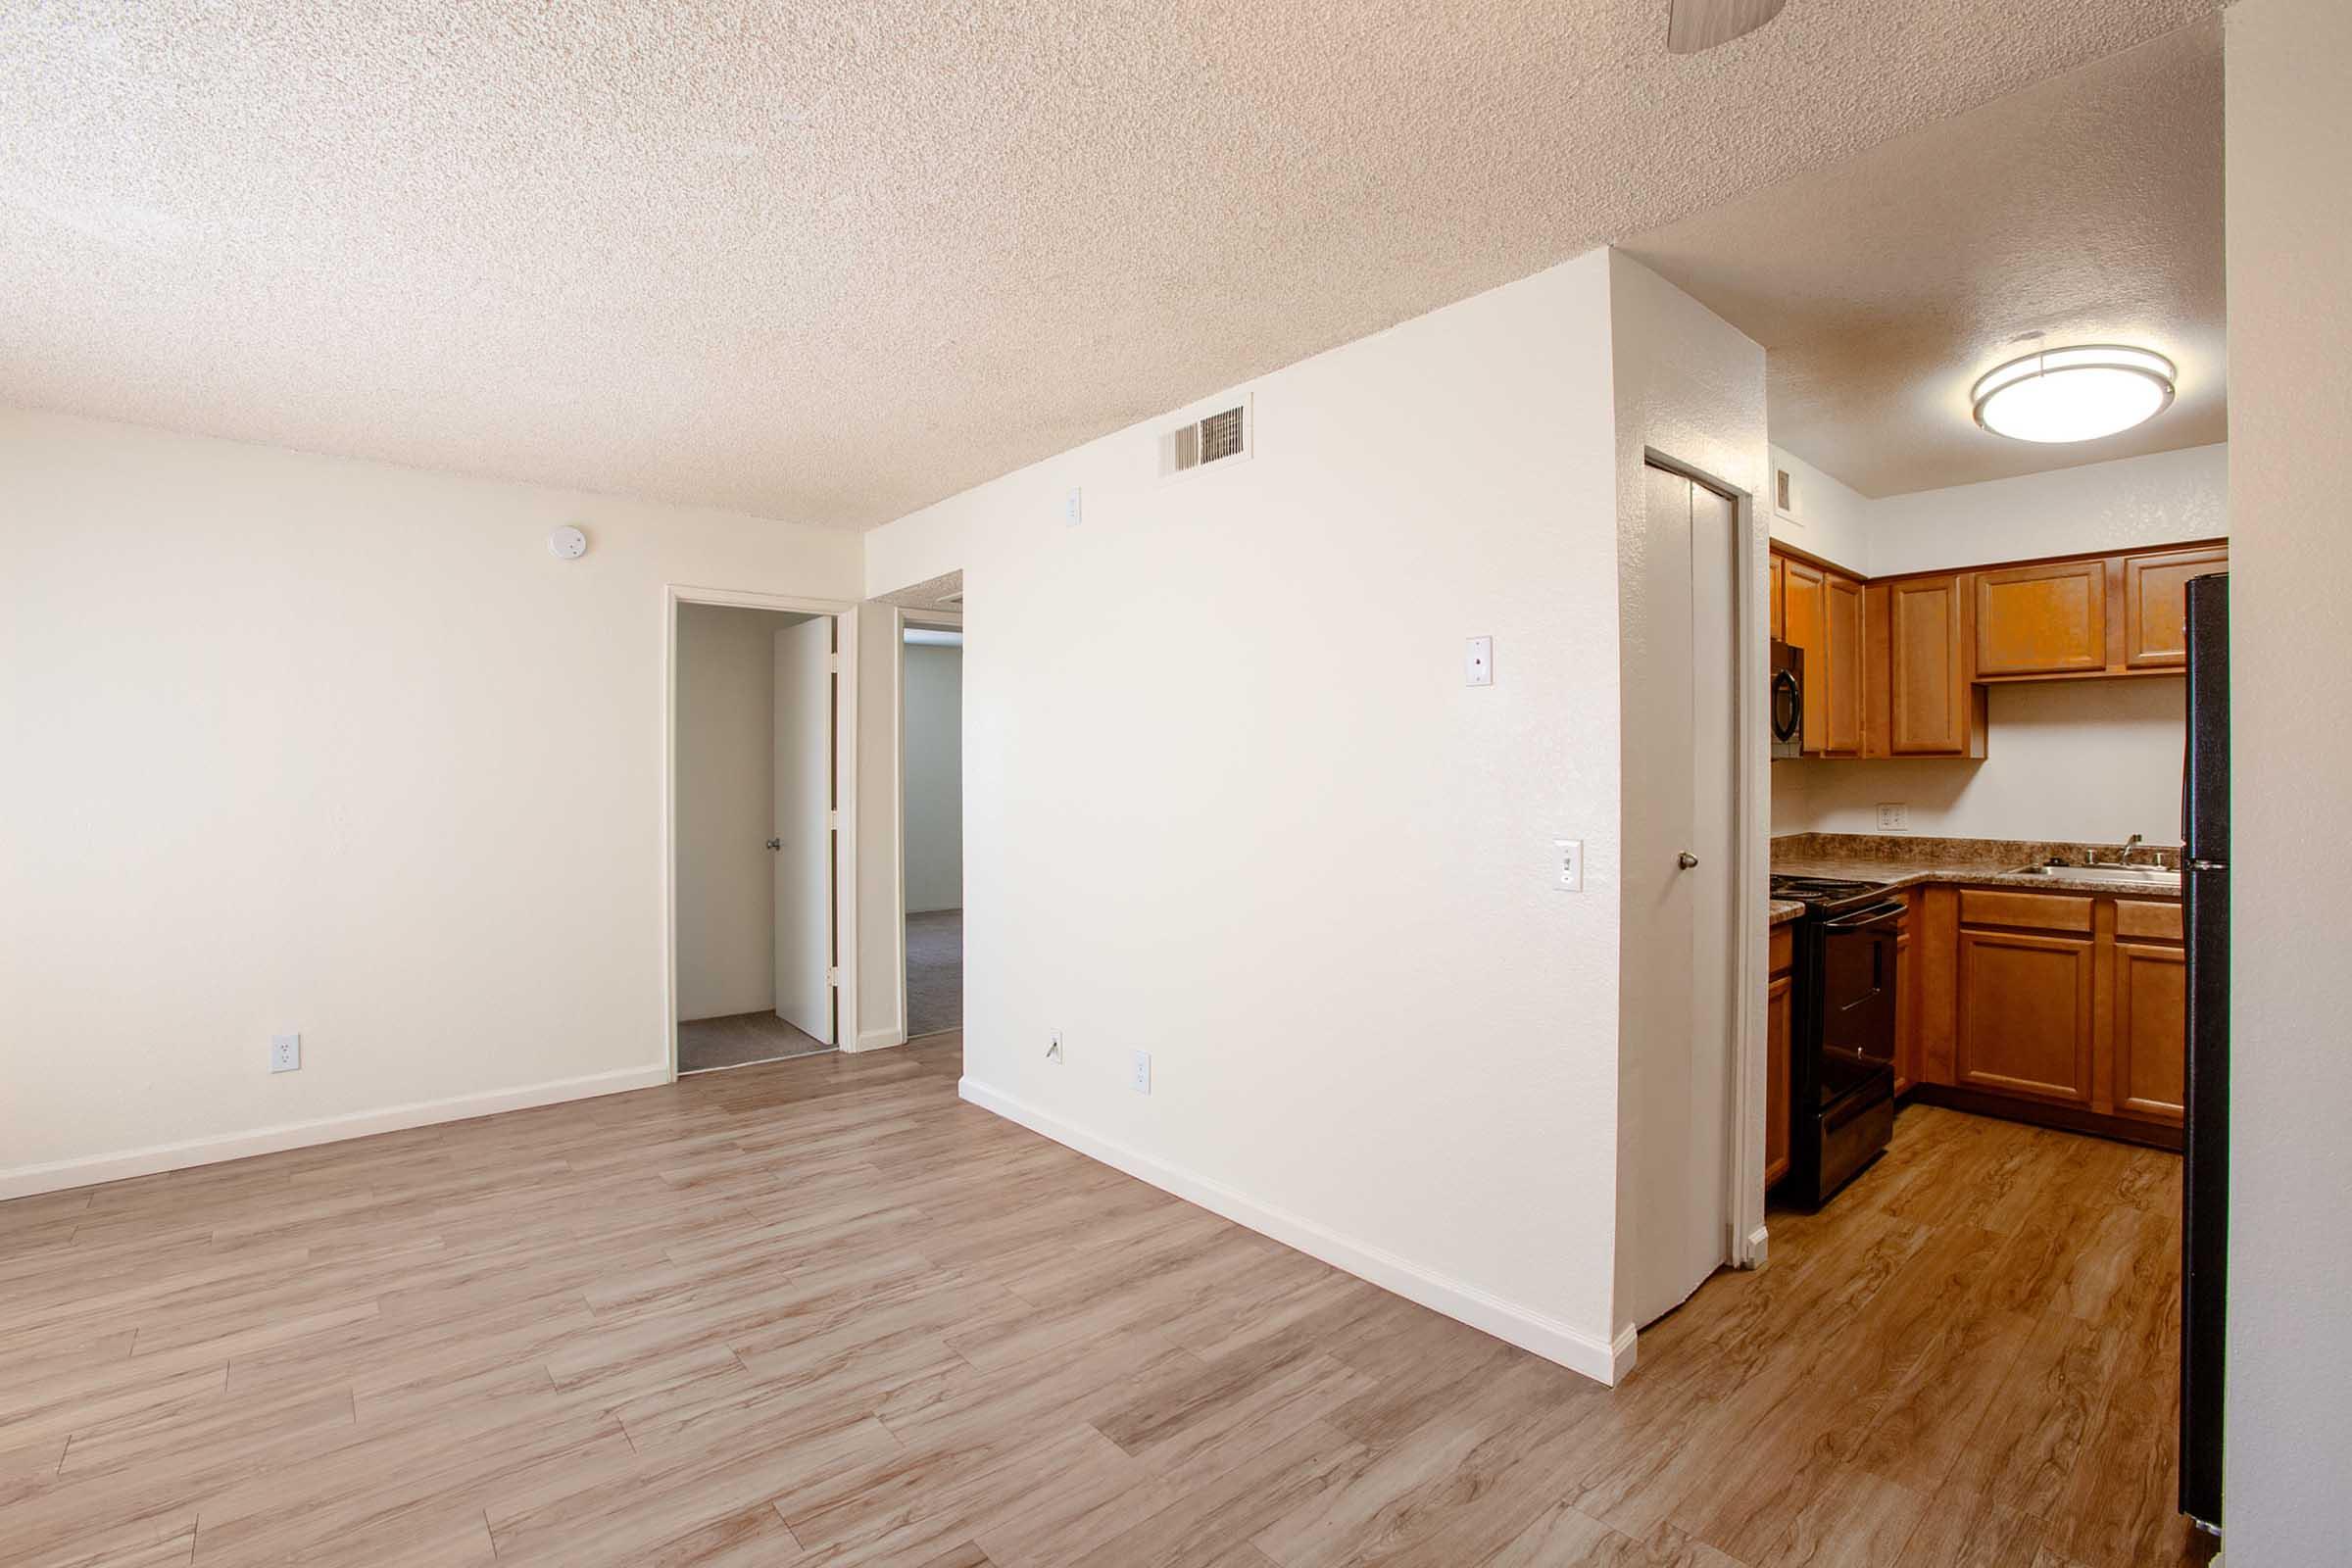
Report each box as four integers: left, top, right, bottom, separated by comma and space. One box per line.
1956, 927, 2097, 1105
1909, 884, 2184, 1147
1766, 923, 1794, 1188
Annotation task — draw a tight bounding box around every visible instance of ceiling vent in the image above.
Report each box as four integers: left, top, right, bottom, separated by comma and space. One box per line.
1159, 395, 1252, 482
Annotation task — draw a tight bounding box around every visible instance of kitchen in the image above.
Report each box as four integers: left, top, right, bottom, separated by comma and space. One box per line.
1622, 18, 2230, 1554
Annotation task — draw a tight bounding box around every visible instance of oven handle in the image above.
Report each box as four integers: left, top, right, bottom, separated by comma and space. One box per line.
1823, 899, 1906, 931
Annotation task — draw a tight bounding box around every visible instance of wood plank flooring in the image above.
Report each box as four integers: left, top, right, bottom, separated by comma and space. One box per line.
0, 1036, 2211, 1568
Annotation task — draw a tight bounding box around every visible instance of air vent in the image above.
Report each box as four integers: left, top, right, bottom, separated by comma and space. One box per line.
1159, 396, 1252, 482
1774, 466, 1797, 521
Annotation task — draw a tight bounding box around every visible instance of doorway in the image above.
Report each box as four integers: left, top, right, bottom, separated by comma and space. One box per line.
668, 594, 858, 1075
901, 618, 962, 1039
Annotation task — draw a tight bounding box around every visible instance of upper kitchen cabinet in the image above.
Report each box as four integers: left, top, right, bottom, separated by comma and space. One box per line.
1822, 573, 1866, 754
1781, 556, 1828, 751
1875, 573, 1985, 758
1974, 559, 2109, 676
2123, 545, 2230, 668
1768, 554, 1786, 642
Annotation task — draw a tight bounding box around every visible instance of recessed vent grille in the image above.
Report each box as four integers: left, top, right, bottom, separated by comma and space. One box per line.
1161, 398, 1252, 481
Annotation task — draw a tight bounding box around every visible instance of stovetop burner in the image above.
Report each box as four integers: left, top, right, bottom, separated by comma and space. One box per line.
1770, 874, 1887, 898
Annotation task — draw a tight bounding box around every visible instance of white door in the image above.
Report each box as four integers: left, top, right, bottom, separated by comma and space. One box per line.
772, 617, 834, 1043
1622, 465, 1740, 1328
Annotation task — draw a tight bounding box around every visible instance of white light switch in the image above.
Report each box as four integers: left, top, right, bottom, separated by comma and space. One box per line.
1553, 839, 1584, 892
1465, 636, 1494, 687
1877, 803, 1909, 831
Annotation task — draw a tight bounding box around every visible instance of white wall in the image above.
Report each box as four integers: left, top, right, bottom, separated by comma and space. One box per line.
1772, 677, 2186, 844
2223, 2, 2352, 1560
1865, 442, 2227, 577
0, 407, 861, 1194
675, 605, 810, 1019
1607, 253, 1772, 1332
853, 603, 906, 1049
863, 250, 1631, 1377
901, 642, 963, 913
1767, 443, 1872, 573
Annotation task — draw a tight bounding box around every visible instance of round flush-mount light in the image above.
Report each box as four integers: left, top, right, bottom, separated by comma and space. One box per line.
1971, 344, 2177, 444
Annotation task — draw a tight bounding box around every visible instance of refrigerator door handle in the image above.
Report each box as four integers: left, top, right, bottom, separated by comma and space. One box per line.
2189, 859, 2228, 871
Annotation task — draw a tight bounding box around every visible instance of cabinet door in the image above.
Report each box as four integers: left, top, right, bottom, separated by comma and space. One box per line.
1956, 928, 2096, 1104
1887, 574, 1971, 754
1782, 558, 1827, 751
2122, 546, 2229, 669
1769, 555, 1787, 643
2108, 940, 2186, 1123
1824, 572, 1865, 754
1765, 972, 1793, 1188
1976, 559, 2107, 676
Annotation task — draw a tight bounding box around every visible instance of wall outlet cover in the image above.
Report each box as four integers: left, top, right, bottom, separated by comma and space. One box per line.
1877, 803, 1909, 831
1064, 487, 1083, 527
1130, 1049, 1152, 1095
1465, 636, 1494, 687
270, 1033, 302, 1073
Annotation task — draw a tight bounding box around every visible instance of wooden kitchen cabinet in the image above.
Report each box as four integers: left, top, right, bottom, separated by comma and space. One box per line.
1768, 554, 1787, 642
2122, 545, 2230, 669
1975, 559, 2110, 677
1908, 884, 2184, 1146
1881, 573, 1985, 757
1766, 922, 1794, 1188
1823, 572, 1865, 754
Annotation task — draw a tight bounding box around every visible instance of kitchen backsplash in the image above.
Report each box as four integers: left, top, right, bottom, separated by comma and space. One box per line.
1771, 832, 2183, 868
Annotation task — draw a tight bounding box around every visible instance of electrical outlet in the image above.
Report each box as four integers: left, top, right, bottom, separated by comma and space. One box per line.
1130, 1049, 1152, 1095
270, 1033, 302, 1073
1553, 838, 1584, 892
1064, 487, 1083, 527
1877, 803, 1909, 832
1047, 1032, 1063, 1064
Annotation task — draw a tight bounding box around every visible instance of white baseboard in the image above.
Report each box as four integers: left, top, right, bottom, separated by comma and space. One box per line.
0, 1063, 671, 1202
848, 1025, 906, 1054
956, 1075, 1626, 1387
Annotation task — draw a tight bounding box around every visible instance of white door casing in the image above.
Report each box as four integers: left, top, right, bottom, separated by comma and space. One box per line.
773, 616, 834, 1043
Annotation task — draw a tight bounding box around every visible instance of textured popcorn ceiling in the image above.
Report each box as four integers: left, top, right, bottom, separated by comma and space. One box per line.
0, 1, 2218, 529
1622, 19, 2226, 498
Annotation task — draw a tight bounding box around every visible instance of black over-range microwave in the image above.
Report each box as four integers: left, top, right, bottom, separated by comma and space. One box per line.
1770, 640, 1804, 759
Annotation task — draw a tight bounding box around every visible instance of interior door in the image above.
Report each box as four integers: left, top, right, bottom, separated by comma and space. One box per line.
1623, 465, 1739, 1330
772, 617, 835, 1043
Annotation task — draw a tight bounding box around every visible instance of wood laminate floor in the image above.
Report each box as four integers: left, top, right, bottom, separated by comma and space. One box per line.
0, 1038, 2207, 1568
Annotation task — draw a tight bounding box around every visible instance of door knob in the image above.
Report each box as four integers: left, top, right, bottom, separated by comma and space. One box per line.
765, 838, 782, 851
1678, 852, 1699, 869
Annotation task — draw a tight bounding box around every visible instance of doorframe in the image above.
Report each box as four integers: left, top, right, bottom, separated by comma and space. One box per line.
662, 584, 861, 1083
1642, 450, 1770, 1272
896, 606, 964, 1043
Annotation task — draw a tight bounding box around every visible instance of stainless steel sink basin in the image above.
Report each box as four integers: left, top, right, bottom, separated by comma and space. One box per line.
2011, 864, 2182, 887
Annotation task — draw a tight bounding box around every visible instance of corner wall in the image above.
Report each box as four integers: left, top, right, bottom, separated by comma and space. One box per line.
901, 643, 963, 913
2222, 0, 2352, 1558
863, 250, 1630, 1375
0, 407, 861, 1195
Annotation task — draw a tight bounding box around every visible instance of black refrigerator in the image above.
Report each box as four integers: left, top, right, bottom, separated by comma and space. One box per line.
2179, 571, 2229, 1533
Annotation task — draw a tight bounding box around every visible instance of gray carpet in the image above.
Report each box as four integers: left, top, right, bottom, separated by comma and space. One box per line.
677, 1009, 833, 1074
906, 908, 962, 1039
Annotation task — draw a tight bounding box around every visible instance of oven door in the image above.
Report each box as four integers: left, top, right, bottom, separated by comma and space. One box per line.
1819, 898, 1902, 1069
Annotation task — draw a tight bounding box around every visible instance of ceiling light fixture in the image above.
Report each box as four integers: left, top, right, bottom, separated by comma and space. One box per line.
1971, 344, 2177, 444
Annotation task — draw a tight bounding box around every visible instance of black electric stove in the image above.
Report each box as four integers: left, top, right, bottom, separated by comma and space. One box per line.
1770, 874, 1903, 1207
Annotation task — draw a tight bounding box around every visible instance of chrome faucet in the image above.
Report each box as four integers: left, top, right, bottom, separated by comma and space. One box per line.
2115, 833, 2146, 866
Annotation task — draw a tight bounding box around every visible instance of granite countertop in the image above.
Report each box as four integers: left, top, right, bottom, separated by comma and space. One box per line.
1770, 833, 2184, 900
1769, 899, 1806, 926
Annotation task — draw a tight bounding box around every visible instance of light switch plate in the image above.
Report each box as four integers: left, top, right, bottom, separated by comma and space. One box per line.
1553, 839, 1584, 892
1877, 803, 1909, 831
1465, 636, 1494, 687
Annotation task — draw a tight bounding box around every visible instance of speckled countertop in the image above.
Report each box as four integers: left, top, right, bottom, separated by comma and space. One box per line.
1769, 899, 1806, 926
1770, 833, 2184, 900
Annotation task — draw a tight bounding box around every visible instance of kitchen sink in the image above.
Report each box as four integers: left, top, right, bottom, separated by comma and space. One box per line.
2010, 863, 2183, 887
